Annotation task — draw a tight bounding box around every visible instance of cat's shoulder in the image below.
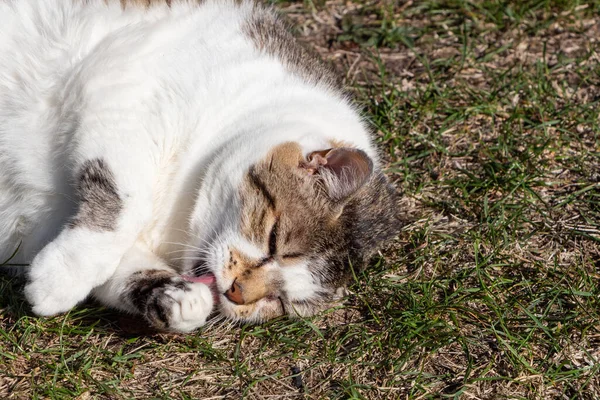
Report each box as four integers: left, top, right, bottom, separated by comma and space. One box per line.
117, 0, 340, 88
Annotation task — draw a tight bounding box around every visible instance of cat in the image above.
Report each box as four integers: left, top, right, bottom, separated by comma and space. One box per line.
0, 0, 399, 332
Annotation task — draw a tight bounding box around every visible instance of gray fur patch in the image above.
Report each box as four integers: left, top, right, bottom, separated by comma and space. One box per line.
69, 159, 122, 231
242, 5, 340, 88
122, 269, 190, 330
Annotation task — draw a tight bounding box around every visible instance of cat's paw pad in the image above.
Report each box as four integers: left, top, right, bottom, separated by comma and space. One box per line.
24, 244, 92, 316
145, 281, 214, 332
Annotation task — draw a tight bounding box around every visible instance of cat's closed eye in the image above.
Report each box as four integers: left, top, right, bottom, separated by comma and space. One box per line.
267, 216, 278, 256
280, 252, 304, 260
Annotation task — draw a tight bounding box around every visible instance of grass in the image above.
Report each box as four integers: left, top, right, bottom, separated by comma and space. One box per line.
1, 0, 600, 398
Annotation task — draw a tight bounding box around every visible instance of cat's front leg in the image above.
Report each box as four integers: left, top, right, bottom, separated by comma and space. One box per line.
93, 244, 215, 332
24, 158, 153, 316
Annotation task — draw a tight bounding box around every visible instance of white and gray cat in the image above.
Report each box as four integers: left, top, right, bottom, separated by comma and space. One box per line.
0, 0, 399, 332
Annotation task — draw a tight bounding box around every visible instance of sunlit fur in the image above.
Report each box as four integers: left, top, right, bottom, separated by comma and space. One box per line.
0, 0, 398, 331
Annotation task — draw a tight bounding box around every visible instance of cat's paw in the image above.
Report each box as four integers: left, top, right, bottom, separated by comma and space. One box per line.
24, 242, 92, 316
145, 281, 214, 332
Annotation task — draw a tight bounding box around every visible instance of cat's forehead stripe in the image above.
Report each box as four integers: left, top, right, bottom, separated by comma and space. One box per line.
248, 166, 276, 209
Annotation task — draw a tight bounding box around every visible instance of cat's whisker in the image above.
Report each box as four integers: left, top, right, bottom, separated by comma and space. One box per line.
170, 256, 207, 262
164, 249, 190, 256
187, 233, 217, 250
161, 239, 218, 259
203, 314, 225, 331
162, 241, 203, 250
170, 227, 190, 235
164, 247, 211, 257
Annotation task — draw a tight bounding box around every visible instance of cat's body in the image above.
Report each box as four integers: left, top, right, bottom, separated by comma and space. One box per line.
0, 0, 398, 332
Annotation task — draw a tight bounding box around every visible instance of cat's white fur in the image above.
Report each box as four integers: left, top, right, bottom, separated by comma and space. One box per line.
0, 0, 377, 331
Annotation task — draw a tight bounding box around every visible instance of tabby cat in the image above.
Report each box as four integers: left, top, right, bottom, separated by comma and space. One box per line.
0, 0, 399, 332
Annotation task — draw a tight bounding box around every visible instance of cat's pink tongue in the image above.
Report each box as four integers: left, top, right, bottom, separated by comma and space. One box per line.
183, 274, 216, 286
182, 273, 219, 304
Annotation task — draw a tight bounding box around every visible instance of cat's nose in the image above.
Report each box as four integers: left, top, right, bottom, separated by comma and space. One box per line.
224, 281, 244, 305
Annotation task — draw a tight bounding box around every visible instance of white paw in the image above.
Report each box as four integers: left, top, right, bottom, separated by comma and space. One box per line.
165, 282, 214, 333
24, 241, 93, 316
24, 228, 124, 317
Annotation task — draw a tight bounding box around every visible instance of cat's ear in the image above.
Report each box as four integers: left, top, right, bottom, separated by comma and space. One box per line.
301, 147, 373, 204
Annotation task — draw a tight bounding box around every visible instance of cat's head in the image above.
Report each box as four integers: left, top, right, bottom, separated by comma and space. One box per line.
188, 141, 399, 323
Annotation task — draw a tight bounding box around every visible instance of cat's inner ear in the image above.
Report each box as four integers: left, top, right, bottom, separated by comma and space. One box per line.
301, 147, 373, 204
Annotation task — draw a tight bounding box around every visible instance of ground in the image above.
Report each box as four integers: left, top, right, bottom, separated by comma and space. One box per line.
1, 0, 599, 398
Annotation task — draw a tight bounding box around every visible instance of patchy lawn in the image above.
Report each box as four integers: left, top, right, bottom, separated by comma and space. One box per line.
1, 0, 599, 398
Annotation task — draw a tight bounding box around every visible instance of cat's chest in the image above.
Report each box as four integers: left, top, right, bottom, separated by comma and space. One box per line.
137, 151, 199, 267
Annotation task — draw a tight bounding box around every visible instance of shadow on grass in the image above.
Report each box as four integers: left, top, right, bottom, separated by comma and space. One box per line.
0, 273, 167, 339
0, 273, 30, 317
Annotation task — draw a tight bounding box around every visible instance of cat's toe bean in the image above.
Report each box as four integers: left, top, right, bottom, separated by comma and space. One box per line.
166, 282, 214, 333
143, 280, 214, 332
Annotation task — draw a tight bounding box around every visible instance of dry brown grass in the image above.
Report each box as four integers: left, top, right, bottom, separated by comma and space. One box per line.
1, 0, 599, 399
